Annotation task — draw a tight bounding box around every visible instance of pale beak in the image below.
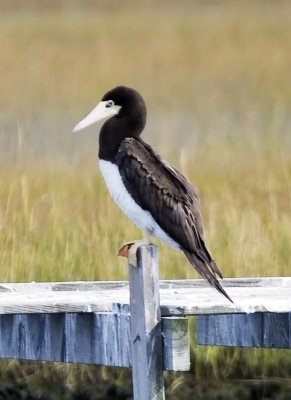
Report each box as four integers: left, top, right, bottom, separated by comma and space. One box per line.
72, 101, 120, 132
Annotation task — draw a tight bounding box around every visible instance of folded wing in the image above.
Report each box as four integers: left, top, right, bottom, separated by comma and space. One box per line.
115, 138, 232, 302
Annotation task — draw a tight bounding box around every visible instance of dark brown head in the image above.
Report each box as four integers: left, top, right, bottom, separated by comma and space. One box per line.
73, 86, 147, 136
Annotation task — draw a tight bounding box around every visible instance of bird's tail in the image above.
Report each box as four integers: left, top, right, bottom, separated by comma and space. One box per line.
183, 250, 233, 303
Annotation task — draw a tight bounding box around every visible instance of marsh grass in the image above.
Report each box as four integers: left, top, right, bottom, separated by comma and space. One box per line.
0, 1, 291, 397
0, 124, 290, 282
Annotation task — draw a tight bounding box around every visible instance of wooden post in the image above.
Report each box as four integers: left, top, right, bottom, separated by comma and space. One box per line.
129, 245, 165, 400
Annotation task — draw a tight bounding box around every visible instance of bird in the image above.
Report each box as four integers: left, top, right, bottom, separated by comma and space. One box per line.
73, 86, 232, 303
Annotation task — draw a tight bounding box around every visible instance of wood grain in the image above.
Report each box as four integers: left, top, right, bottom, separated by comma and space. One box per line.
0, 277, 291, 316
0, 312, 190, 369
197, 313, 291, 349
129, 245, 165, 400
162, 317, 190, 371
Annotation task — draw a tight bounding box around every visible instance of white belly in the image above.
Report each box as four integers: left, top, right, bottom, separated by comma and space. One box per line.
99, 160, 180, 249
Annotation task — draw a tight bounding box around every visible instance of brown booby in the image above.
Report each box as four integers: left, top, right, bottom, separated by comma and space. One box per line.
73, 86, 232, 302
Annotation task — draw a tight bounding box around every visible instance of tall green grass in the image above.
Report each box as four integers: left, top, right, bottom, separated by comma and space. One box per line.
0, 130, 290, 282
0, 1, 291, 397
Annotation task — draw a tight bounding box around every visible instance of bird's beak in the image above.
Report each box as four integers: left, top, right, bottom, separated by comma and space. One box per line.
72, 101, 120, 132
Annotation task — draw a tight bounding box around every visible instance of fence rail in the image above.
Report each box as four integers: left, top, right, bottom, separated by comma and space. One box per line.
0, 245, 291, 399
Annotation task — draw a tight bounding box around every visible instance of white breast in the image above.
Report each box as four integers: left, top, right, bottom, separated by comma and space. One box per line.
99, 159, 180, 249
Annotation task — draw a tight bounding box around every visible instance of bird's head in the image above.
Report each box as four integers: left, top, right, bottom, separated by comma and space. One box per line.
73, 86, 146, 134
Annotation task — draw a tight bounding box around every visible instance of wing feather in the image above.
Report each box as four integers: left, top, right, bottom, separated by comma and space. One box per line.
116, 138, 204, 251
115, 138, 231, 301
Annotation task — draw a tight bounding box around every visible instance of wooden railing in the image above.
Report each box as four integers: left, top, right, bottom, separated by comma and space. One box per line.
0, 245, 290, 399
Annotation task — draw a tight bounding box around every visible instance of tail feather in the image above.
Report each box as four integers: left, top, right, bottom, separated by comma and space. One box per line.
197, 249, 223, 279
195, 237, 224, 279
183, 250, 233, 303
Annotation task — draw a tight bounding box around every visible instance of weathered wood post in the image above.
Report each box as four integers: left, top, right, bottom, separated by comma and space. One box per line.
129, 245, 165, 400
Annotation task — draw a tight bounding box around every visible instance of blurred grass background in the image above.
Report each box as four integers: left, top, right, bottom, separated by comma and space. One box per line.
0, 0, 291, 398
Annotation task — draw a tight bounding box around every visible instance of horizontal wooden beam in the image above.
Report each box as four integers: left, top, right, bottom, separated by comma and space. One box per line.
0, 312, 190, 371
1, 277, 291, 316
197, 313, 291, 349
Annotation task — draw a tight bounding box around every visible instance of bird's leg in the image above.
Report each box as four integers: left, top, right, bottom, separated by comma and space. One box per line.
117, 232, 152, 267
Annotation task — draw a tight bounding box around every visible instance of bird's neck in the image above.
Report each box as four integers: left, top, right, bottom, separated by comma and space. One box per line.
98, 115, 145, 161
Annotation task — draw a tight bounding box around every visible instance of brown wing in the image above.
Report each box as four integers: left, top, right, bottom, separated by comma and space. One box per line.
116, 138, 219, 265
115, 137, 232, 302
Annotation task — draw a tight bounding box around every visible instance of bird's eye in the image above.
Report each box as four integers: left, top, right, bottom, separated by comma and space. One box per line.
105, 100, 114, 108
